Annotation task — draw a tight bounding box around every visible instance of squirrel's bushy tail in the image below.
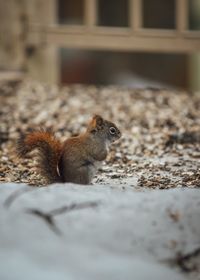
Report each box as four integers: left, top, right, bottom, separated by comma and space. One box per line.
17, 129, 63, 183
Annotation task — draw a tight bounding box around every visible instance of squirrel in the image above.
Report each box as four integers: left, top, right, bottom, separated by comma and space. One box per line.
17, 115, 121, 185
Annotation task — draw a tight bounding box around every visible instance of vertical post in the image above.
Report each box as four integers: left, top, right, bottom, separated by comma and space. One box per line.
188, 0, 200, 91
85, 0, 97, 28
26, 0, 59, 84
0, 0, 26, 71
176, 0, 188, 33
130, 0, 142, 31
189, 54, 200, 91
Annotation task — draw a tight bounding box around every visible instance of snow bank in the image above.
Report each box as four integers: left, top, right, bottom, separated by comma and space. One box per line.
0, 183, 200, 280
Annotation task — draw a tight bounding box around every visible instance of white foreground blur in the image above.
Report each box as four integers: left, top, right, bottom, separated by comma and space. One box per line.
0, 183, 200, 280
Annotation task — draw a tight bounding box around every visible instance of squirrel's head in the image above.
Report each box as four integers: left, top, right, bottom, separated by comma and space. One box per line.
87, 115, 121, 143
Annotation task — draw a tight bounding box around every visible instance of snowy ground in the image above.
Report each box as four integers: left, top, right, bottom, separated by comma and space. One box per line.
0, 183, 200, 280
1, 80, 200, 279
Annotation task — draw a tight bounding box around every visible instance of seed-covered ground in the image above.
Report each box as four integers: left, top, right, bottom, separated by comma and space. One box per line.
1, 79, 200, 188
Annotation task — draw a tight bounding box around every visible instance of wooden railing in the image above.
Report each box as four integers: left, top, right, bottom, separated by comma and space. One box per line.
28, 0, 200, 53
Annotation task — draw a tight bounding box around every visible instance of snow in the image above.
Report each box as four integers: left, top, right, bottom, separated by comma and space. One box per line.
0, 183, 200, 280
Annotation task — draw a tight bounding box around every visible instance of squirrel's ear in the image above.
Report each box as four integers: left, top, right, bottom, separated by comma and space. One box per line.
89, 115, 104, 131
93, 115, 103, 126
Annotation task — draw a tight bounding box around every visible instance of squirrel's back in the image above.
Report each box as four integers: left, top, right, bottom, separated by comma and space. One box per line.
17, 129, 63, 183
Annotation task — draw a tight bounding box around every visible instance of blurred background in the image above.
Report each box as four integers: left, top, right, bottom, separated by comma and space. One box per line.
0, 0, 200, 90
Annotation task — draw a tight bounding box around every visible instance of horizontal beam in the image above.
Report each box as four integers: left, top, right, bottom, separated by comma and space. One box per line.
28, 25, 200, 54
30, 24, 200, 37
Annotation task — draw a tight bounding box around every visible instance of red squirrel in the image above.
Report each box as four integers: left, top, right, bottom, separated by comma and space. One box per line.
17, 115, 121, 185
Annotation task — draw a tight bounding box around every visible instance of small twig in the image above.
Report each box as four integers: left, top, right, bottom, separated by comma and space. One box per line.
4, 186, 34, 208
176, 248, 200, 272
49, 201, 99, 216
26, 201, 99, 235
26, 209, 61, 235
164, 247, 200, 273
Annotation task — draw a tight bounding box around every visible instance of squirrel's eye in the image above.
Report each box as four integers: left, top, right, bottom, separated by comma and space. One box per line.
109, 127, 116, 135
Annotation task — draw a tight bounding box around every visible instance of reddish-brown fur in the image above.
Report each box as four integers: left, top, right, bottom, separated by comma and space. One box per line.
17, 129, 63, 183
17, 115, 121, 185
